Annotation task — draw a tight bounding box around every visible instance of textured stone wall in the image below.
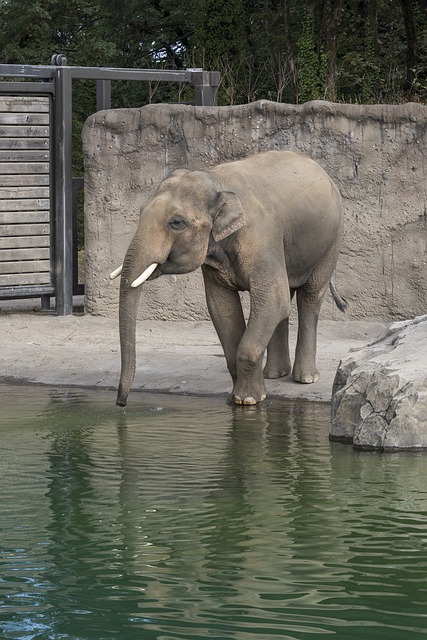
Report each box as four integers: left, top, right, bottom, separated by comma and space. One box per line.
82, 100, 427, 321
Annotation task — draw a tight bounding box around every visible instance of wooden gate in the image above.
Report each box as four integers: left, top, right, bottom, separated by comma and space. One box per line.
0, 94, 54, 304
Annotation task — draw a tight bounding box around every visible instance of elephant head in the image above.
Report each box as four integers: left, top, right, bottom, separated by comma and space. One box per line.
111, 169, 245, 407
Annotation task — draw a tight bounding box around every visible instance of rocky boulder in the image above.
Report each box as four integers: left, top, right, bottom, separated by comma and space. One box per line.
330, 315, 427, 451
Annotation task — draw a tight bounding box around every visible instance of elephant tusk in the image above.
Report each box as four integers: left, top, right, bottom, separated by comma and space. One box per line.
110, 265, 123, 280
131, 262, 158, 288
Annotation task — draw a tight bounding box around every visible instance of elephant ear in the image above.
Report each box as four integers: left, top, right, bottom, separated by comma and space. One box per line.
212, 191, 246, 242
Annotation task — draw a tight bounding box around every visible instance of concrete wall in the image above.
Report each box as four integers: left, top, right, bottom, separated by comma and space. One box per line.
82, 100, 427, 321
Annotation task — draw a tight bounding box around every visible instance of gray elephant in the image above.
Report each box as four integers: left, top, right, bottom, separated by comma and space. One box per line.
111, 150, 346, 407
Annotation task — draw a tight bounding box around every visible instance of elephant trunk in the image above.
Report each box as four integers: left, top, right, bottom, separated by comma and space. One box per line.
116, 233, 160, 406
116, 278, 142, 407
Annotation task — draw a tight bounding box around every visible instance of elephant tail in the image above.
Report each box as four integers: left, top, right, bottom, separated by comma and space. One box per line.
329, 277, 347, 312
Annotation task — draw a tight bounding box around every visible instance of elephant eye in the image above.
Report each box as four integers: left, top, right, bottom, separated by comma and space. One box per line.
168, 216, 188, 231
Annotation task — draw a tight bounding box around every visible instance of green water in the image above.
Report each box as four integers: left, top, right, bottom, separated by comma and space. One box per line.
1, 385, 427, 640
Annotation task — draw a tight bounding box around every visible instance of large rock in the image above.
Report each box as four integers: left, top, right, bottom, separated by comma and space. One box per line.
331, 315, 427, 451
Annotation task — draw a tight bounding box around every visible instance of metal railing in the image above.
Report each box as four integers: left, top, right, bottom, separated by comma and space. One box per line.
0, 61, 220, 314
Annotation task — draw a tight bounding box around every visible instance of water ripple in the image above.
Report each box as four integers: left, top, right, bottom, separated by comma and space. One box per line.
1, 386, 427, 639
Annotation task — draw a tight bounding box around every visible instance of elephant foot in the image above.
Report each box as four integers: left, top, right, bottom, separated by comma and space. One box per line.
231, 378, 267, 405
232, 392, 266, 405
292, 364, 319, 384
263, 366, 291, 380
263, 354, 291, 380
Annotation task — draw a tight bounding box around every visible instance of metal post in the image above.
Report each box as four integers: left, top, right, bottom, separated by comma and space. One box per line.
53, 66, 74, 315
192, 71, 220, 106
41, 295, 51, 311
96, 79, 111, 111
72, 177, 84, 295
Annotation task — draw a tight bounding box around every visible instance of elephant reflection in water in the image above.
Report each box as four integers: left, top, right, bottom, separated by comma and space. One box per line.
43, 402, 336, 625
41, 397, 427, 636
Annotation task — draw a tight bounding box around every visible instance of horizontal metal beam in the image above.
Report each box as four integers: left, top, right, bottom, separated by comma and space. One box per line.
0, 64, 56, 79
0, 81, 55, 95
0, 285, 55, 299
0, 65, 220, 88
70, 67, 189, 82
0, 64, 186, 82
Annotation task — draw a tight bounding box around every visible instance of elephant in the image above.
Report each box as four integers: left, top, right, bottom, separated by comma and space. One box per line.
111, 150, 346, 407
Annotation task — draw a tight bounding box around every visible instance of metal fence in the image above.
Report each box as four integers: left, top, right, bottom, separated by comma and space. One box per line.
0, 61, 220, 315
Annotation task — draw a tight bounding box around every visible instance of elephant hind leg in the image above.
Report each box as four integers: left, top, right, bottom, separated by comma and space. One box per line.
293, 239, 342, 384
263, 317, 292, 379
292, 284, 328, 384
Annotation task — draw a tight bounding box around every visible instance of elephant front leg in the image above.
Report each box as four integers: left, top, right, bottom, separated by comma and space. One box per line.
202, 269, 246, 391
233, 333, 267, 405
233, 286, 291, 405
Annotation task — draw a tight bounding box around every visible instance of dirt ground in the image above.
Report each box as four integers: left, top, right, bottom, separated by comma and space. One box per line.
0, 305, 388, 404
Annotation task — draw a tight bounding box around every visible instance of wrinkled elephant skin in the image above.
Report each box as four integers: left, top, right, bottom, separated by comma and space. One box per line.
114, 150, 345, 406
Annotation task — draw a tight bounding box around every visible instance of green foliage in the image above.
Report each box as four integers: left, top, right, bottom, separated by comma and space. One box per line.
191, 0, 248, 66
297, 7, 323, 103
361, 1, 379, 103
2, 0, 426, 249
0, 0, 116, 65
2, 0, 426, 106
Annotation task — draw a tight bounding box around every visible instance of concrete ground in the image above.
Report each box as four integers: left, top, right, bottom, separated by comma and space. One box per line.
0, 300, 388, 404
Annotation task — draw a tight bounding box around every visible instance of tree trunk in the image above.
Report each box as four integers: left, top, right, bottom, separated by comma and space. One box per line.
324, 0, 344, 101
400, 0, 417, 98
